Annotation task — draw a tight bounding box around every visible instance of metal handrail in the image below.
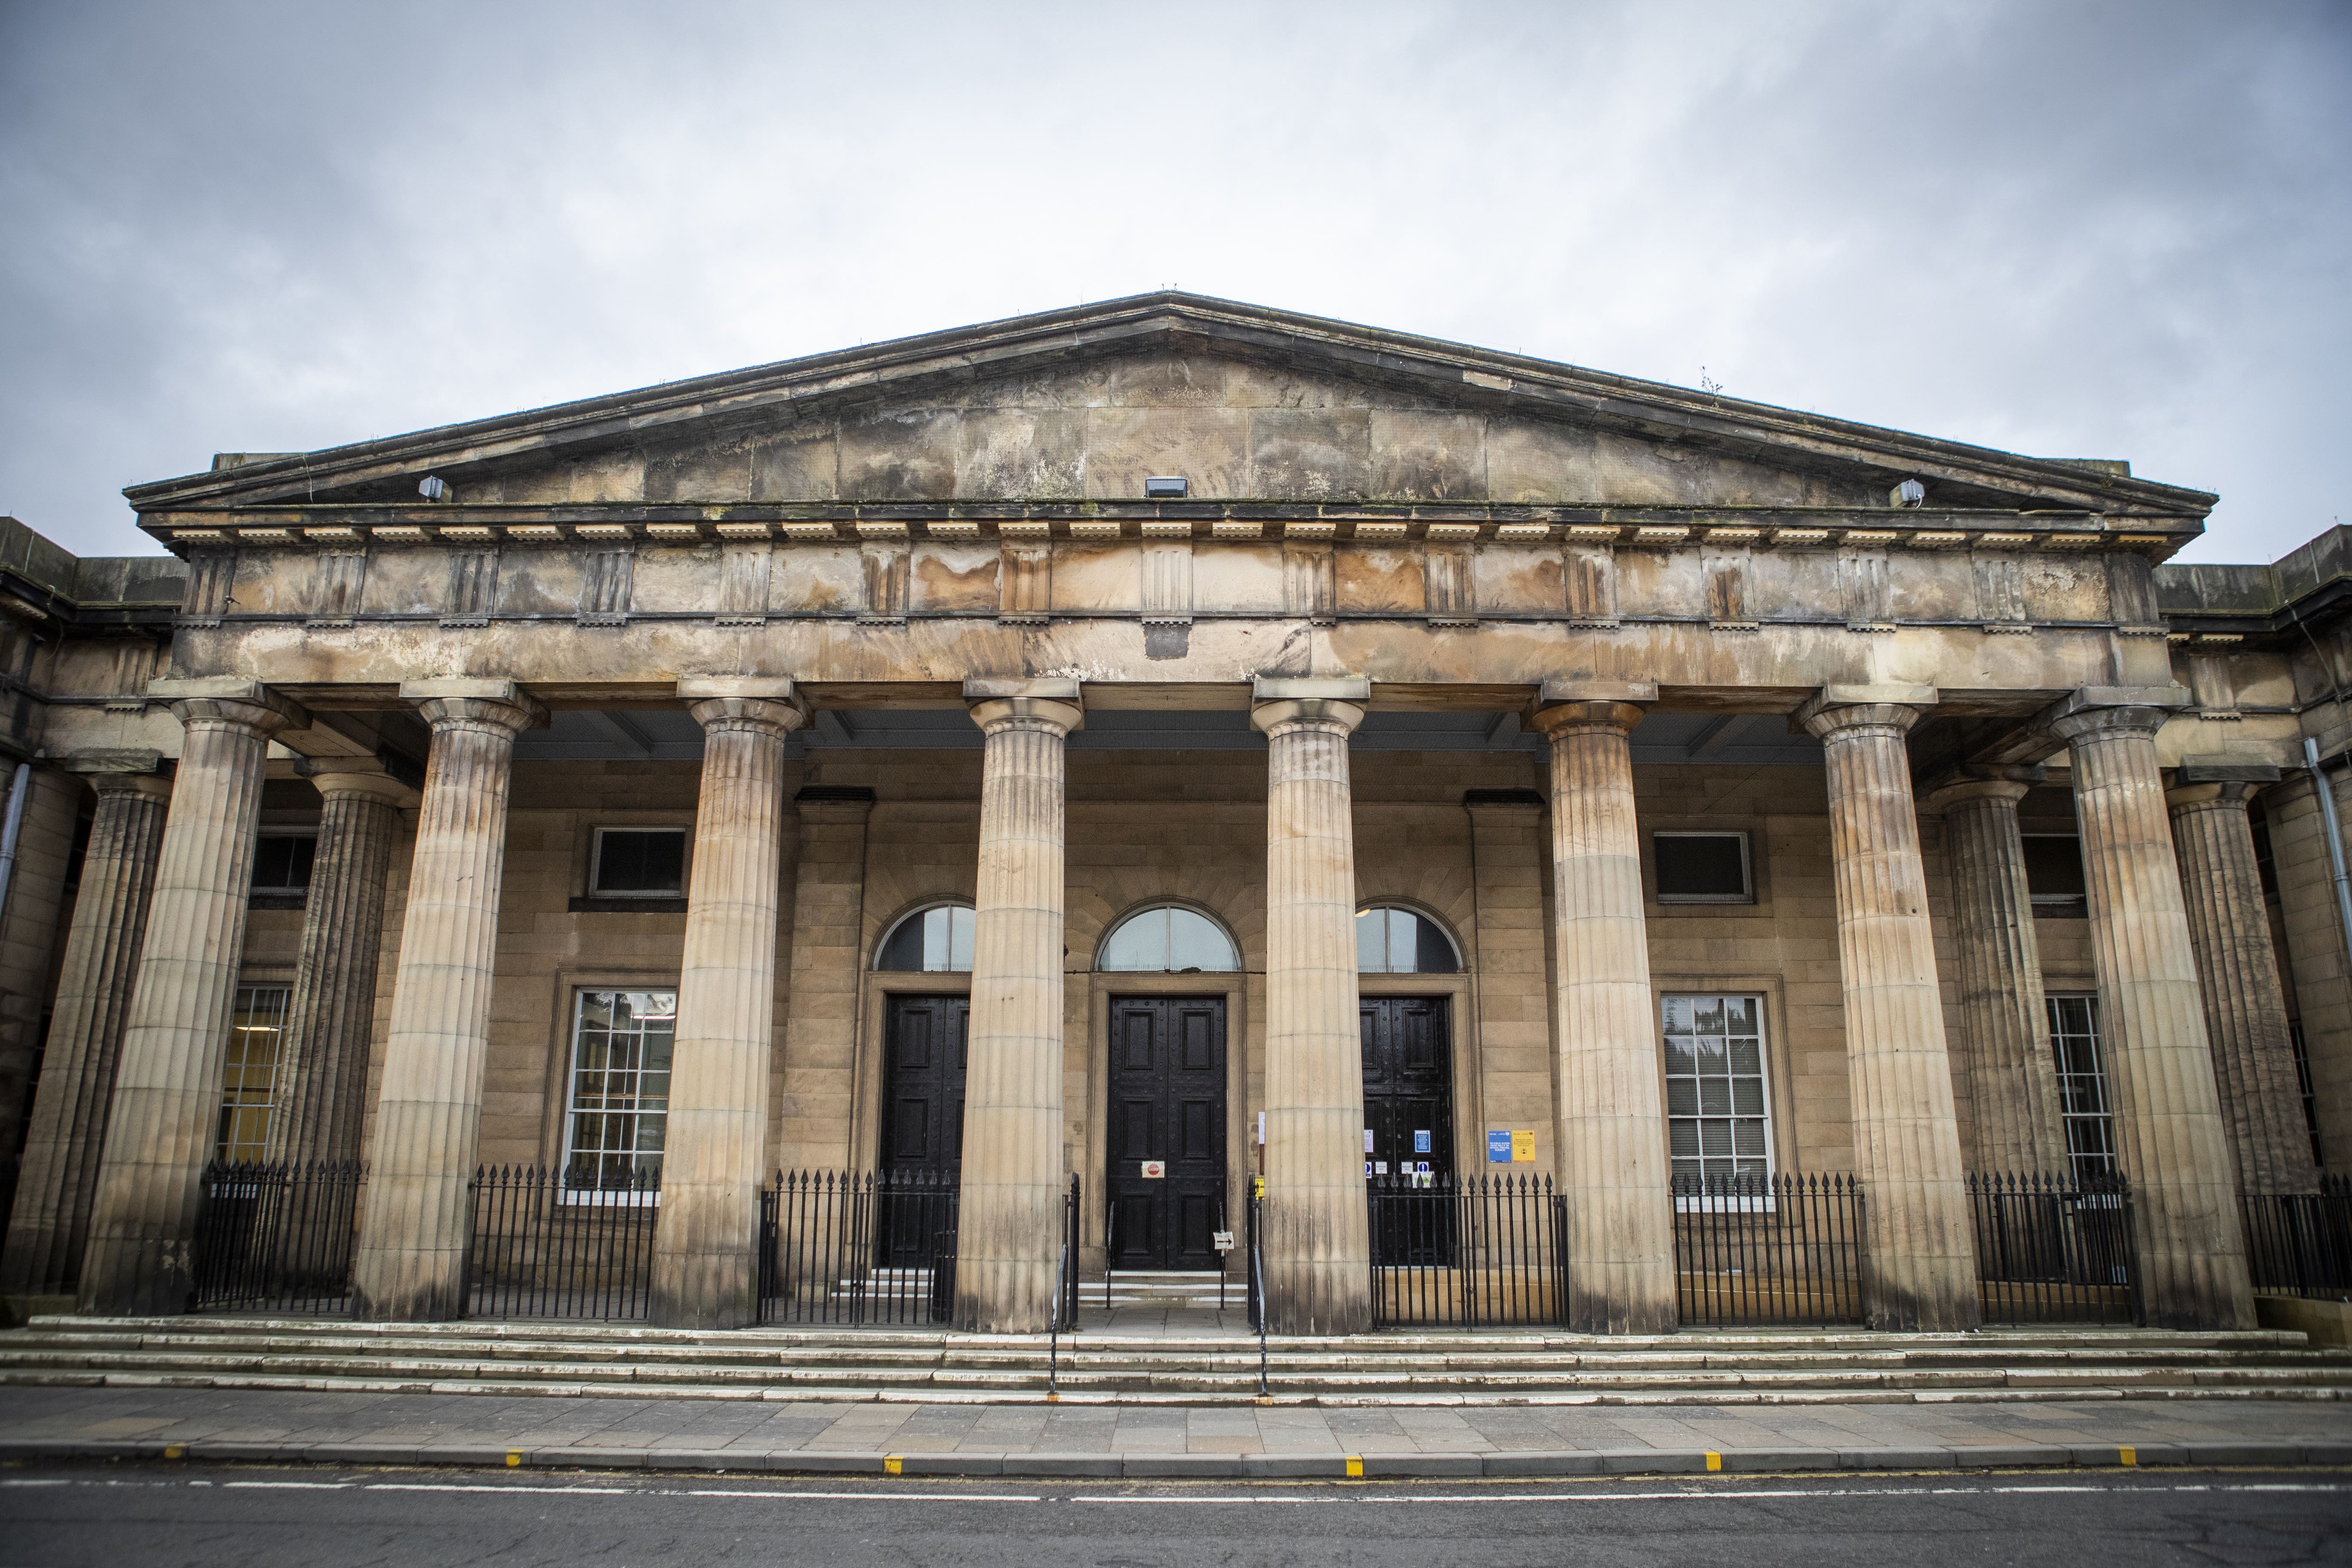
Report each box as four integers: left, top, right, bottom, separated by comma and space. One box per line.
1250, 1186, 1269, 1400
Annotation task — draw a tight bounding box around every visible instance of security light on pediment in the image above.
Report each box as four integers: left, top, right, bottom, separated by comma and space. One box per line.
418, 475, 448, 501
1892, 478, 1926, 507
1144, 476, 1188, 499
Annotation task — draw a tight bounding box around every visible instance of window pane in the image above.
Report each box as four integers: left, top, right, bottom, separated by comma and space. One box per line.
1101, 908, 1168, 971
945, 906, 974, 971
2023, 837, 2088, 900
877, 905, 973, 971
1655, 834, 1749, 900
1167, 908, 1239, 972
1355, 909, 1387, 973
1411, 913, 1459, 974
1666, 1080, 1698, 1116
595, 830, 686, 894
251, 835, 316, 891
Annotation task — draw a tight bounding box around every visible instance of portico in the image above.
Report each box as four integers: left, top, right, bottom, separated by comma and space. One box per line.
3, 295, 2343, 1338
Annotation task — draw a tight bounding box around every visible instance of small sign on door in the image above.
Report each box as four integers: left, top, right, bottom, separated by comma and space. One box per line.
1413, 1130, 1431, 1154
1139, 1160, 1166, 1179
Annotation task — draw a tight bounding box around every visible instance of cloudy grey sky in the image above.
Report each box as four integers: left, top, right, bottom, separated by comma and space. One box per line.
2, 0, 2345, 563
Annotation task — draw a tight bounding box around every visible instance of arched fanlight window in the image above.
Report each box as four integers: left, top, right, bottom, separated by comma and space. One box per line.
1356, 904, 1461, 974
1097, 904, 1241, 973
875, 903, 975, 972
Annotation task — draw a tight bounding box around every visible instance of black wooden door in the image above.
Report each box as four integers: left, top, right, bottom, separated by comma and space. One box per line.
1106, 997, 1226, 1269
1362, 995, 1457, 1265
1361, 996, 1455, 1182
879, 995, 967, 1264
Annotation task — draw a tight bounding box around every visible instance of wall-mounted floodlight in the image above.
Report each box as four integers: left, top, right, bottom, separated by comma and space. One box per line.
1891, 478, 1926, 508
1145, 476, 1188, 499
418, 475, 448, 501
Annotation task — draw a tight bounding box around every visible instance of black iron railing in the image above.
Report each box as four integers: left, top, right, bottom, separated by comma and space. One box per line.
1366, 1173, 1566, 1328
757, 1169, 959, 1326
190, 1160, 366, 1314
1672, 1171, 1863, 1328
1968, 1171, 2140, 1324
1248, 1182, 1268, 1397
1048, 1173, 1080, 1395
2242, 1176, 2352, 1301
465, 1164, 658, 1320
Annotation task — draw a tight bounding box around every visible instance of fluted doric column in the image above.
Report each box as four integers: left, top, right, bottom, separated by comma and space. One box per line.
2168, 764, 2319, 1195
1253, 676, 1372, 1335
268, 768, 410, 1169
1926, 769, 2069, 1174
1527, 681, 1676, 1334
2, 772, 172, 1295
2046, 694, 2252, 1328
350, 680, 545, 1321
1796, 688, 1979, 1331
952, 677, 1081, 1332
79, 681, 307, 1314
651, 681, 809, 1329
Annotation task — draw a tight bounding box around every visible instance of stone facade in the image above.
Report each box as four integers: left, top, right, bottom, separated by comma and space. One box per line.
0, 295, 2344, 1335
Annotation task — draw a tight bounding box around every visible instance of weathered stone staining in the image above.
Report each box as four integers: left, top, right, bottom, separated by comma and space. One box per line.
2049, 695, 2254, 1330
1798, 691, 1981, 1332
0, 295, 2342, 1340
78, 682, 306, 1314
955, 680, 1082, 1333
1528, 683, 1676, 1335
1253, 678, 1373, 1335
349, 682, 546, 1322
2, 772, 172, 1294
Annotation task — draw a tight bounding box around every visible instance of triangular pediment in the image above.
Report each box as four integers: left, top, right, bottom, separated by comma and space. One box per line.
126, 294, 2213, 521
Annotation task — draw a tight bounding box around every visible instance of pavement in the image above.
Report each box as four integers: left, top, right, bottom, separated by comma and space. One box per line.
5, 1383, 2351, 1478
8, 1464, 2351, 1568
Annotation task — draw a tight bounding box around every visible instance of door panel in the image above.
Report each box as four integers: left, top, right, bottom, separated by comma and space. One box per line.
879, 995, 968, 1265
1105, 997, 1228, 1270
1362, 996, 1457, 1265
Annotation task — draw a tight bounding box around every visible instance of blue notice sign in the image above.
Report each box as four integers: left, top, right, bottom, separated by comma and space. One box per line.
1487, 1130, 1513, 1164
1413, 1130, 1432, 1154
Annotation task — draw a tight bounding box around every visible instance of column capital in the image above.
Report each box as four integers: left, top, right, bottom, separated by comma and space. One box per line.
302, 765, 417, 809
1250, 678, 1368, 737
83, 772, 174, 805
1526, 700, 1648, 738
1794, 684, 1938, 740
400, 678, 547, 735
146, 677, 310, 738
2166, 780, 2252, 813
2032, 684, 2191, 746
965, 677, 1083, 737
1920, 764, 2043, 815
687, 695, 812, 737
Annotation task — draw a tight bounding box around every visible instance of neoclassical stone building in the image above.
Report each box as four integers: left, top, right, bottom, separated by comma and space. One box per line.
0, 294, 2345, 1337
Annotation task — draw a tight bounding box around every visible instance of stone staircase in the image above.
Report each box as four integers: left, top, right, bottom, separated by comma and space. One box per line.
1089, 1270, 1238, 1310
4, 1314, 2351, 1406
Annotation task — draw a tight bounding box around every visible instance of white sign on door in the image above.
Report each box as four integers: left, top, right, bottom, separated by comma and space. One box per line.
1139, 1160, 1167, 1179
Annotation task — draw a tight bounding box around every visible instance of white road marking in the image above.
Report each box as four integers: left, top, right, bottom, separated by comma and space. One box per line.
224, 1481, 354, 1490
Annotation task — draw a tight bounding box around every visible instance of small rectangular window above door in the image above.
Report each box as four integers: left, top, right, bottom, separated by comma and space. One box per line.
2023, 835, 2089, 917
251, 833, 316, 903
1654, 832, 1752, 903
590, 828, 687, 897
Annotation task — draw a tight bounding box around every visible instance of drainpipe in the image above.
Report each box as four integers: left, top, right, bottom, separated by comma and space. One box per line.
2306, 737, 2352, 991
0, 760, 30, 931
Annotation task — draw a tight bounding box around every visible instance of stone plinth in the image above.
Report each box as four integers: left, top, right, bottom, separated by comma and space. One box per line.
78, 686, 306, 1314
1927, 772, 2068, 1174
2168, 778, 2319, 1194
350, 683, 545, 1321
1253, 677, 1372, 1335
2, 773, 172, 1294
651, 689, 808, 1329
2050, 701, 2252, 1328
1528, 692, 1676, 1334
952, 679, 1081, 1333
1797, 691, 1980, 1332
269, 769, 410, 1168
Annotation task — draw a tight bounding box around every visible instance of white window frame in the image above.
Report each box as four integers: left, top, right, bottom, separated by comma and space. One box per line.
557, 987, 676, 1205
1663, 991, 1777, 1210
2047, 992, 2116, 1184
588, 826, 689, 899
215, 984, 292, 1162
1652, 831, 1754, 905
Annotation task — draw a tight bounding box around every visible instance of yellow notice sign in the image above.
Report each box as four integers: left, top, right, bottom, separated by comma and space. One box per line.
1510, 1130, 1535, 1163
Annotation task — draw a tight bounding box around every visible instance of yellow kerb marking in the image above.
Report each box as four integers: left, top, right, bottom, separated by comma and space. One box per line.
507, 1451, 524, 1467
1344, 1457, 1363, 1479
2119, 1447, 2137, 1467
162, 1446, 184, 1461
884, 1455, 904, 1476
1706, 1452, 1723, 1472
